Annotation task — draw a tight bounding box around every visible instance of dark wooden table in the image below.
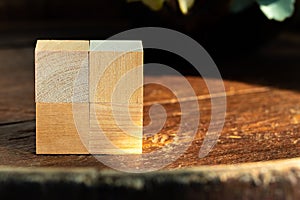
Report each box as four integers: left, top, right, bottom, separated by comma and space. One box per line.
1, 30, 300, 199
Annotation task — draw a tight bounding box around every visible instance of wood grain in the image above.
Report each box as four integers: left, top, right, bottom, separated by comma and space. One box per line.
35, 40, 89, 103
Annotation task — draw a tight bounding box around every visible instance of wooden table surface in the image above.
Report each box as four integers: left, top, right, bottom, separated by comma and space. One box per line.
1, 47, 300, 169
1, 30, 300, 199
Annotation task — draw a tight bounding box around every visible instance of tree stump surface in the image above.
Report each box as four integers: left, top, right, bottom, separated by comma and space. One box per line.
1, 31, 300, 198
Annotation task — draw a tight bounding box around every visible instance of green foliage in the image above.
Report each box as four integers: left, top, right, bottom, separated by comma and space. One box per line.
230, 0, 295, 21
127, 0, 296, 21
259, 0, 295, 21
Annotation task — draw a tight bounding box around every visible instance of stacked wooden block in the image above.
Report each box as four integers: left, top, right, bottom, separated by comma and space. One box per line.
35, 40, 143, 154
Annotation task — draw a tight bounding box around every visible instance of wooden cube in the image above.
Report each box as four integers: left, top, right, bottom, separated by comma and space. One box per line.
35, 40, 143, 154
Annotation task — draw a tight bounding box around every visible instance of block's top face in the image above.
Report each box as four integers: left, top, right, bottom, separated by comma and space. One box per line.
36, 40, 89, 51
90, 40, 143, 52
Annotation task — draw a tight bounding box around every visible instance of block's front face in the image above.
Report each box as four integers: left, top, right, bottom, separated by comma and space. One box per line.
89, 51, 143, 104
89, 41, 143, 104
35, 40, 143, 155
89, 103, 142, 154
36, 103, 89, 154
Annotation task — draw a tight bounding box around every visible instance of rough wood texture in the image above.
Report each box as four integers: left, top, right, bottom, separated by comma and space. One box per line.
35, 40, 89, 103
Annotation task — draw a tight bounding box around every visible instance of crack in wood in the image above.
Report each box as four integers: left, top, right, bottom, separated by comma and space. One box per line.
144, 87, 270, 106
8, 135, 33, 141
0, 119, 35, 127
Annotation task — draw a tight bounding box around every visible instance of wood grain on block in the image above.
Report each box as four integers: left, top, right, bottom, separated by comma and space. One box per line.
36, 103, 89, 154
89, 103, 143, 154
35, 40, 89, 103
89, 40, 143, 104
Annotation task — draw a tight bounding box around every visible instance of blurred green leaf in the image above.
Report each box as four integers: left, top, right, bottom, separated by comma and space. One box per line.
178, 0, 195, 14
259, 0, 295, 21
127, 0, 165, 11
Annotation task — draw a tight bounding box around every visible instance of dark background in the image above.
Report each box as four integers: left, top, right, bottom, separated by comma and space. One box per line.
0, 0, 299, 89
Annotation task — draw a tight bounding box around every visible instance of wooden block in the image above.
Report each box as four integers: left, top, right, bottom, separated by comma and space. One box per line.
89, 103, 143, 154
88, 40, 143, 154
35, 40, 90, 154
35, 40, 143, 154
35, 40, 89, 103
89, 40, 143, 103
36, 103, 89, 154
